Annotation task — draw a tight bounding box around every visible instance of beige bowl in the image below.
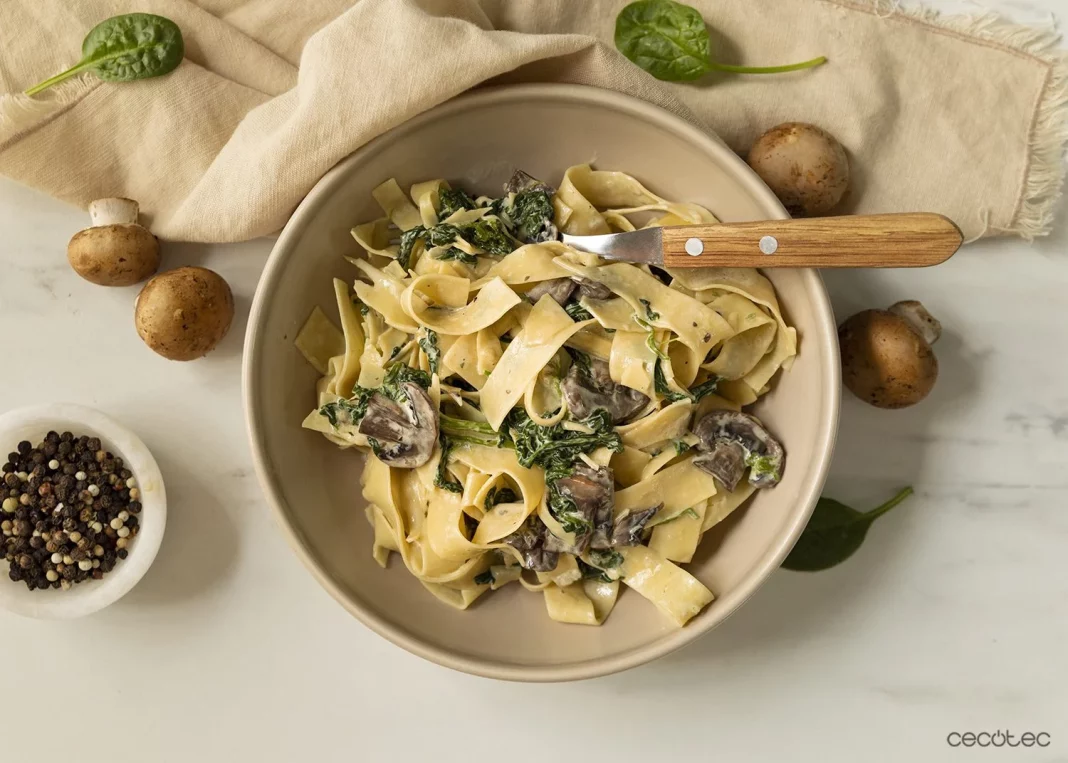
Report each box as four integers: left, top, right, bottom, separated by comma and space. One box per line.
244, 84, 839, 681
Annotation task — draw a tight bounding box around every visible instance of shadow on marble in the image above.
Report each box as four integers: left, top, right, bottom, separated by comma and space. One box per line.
119, 454, 240, 607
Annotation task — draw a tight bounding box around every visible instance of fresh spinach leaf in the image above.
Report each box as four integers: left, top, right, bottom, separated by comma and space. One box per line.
26, 13, 185, 96
782, 487, 913, 572
614, 0, 825, 83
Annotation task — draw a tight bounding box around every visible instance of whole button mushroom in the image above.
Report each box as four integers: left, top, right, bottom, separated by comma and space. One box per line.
135, 266, 234, 361
67, 198, 160, 286
747, 123, 850, 217
839, 300, 941, 408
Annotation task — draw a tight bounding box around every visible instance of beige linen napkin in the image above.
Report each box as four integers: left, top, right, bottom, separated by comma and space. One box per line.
0, 0, 1064, 243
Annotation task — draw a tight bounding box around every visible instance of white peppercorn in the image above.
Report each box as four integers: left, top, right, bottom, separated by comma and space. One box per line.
48, 459, 59, 470
77, 560, 93, 572
118, 511, 129, 522
69, 531, 82, 542
74, 471, 86, 481
87, 484, 100, 497
45, 570, 58, 582
117, 527, 130, 538
125, 477, 137, 489
51, 552, 63, 564
109, 517, 123, 530
128, 488, 140, 500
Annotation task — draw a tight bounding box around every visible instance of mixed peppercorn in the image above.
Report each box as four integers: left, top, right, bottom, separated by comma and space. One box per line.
2, 431, 141, 591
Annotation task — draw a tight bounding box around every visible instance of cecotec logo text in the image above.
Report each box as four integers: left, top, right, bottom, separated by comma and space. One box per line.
946, 730, 1051, 748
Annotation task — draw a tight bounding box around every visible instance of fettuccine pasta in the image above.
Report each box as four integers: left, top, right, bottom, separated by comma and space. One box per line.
293, 166, 796, 627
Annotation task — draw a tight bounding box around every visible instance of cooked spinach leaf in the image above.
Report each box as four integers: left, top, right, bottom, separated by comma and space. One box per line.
782, 488, 913, 572
439, 188, 477, 219
565, 302, 594, 322
654, 360, 690, 403
507, 408, 623, 536
484, 486, 518, 510
465, 217, 514, 255
319, 390, 373, 428
639, 298, 660, 322
419, 330, 441, 375
473, 569, 495, 586
398, 226, 425, 271
426, 223, 463, 248
434, 433, 464, 494
688, 376, 720, 400
509, 190, 557, 244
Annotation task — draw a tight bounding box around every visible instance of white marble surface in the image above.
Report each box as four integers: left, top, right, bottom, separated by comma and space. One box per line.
3, 3, 1068, 759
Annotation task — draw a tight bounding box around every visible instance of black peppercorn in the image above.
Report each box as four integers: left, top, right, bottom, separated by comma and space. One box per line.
3, 433, 139, 593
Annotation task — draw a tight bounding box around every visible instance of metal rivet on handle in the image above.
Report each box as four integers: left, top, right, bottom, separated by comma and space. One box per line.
685, 237, 704, 256
759, 236, 779, 255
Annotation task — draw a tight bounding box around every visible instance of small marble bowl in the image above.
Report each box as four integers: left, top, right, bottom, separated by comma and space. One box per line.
0, 404, 166, 619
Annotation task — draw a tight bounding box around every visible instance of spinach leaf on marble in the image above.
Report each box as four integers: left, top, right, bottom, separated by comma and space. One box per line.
782, 487, 913, 572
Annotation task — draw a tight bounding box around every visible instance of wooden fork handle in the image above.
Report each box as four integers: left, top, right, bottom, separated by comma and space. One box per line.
662, 213, 963, 269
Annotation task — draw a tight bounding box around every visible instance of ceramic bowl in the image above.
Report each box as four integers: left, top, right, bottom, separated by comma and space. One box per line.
244, 84, 839, 681
0, 404, 166, 618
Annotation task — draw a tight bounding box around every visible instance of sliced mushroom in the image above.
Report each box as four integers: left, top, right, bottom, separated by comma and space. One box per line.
571, 276, 613, 301
505, 169, 555, 196
501, 518, 559, 572
611, 504, 660, 546
552, 464, 614, 552
693, 441, 747, 492
357, 382, 438, 468
562, 356, 648, 424
693, 410, 785, 488
526, 278, 576, 306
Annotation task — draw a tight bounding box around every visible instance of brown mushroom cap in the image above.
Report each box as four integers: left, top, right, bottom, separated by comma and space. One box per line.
839, 309, 938, 408
135, 267, 234, 361
67, 224, 160, 287
747, 123, 849, 217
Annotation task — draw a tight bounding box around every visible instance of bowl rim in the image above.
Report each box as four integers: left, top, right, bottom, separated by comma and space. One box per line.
243, 83, 840, 682
0, 403, 167, 619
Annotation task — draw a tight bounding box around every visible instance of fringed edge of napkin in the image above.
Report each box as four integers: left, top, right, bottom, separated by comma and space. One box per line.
0, 75, 99, 152
837, 0, 1068, 240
